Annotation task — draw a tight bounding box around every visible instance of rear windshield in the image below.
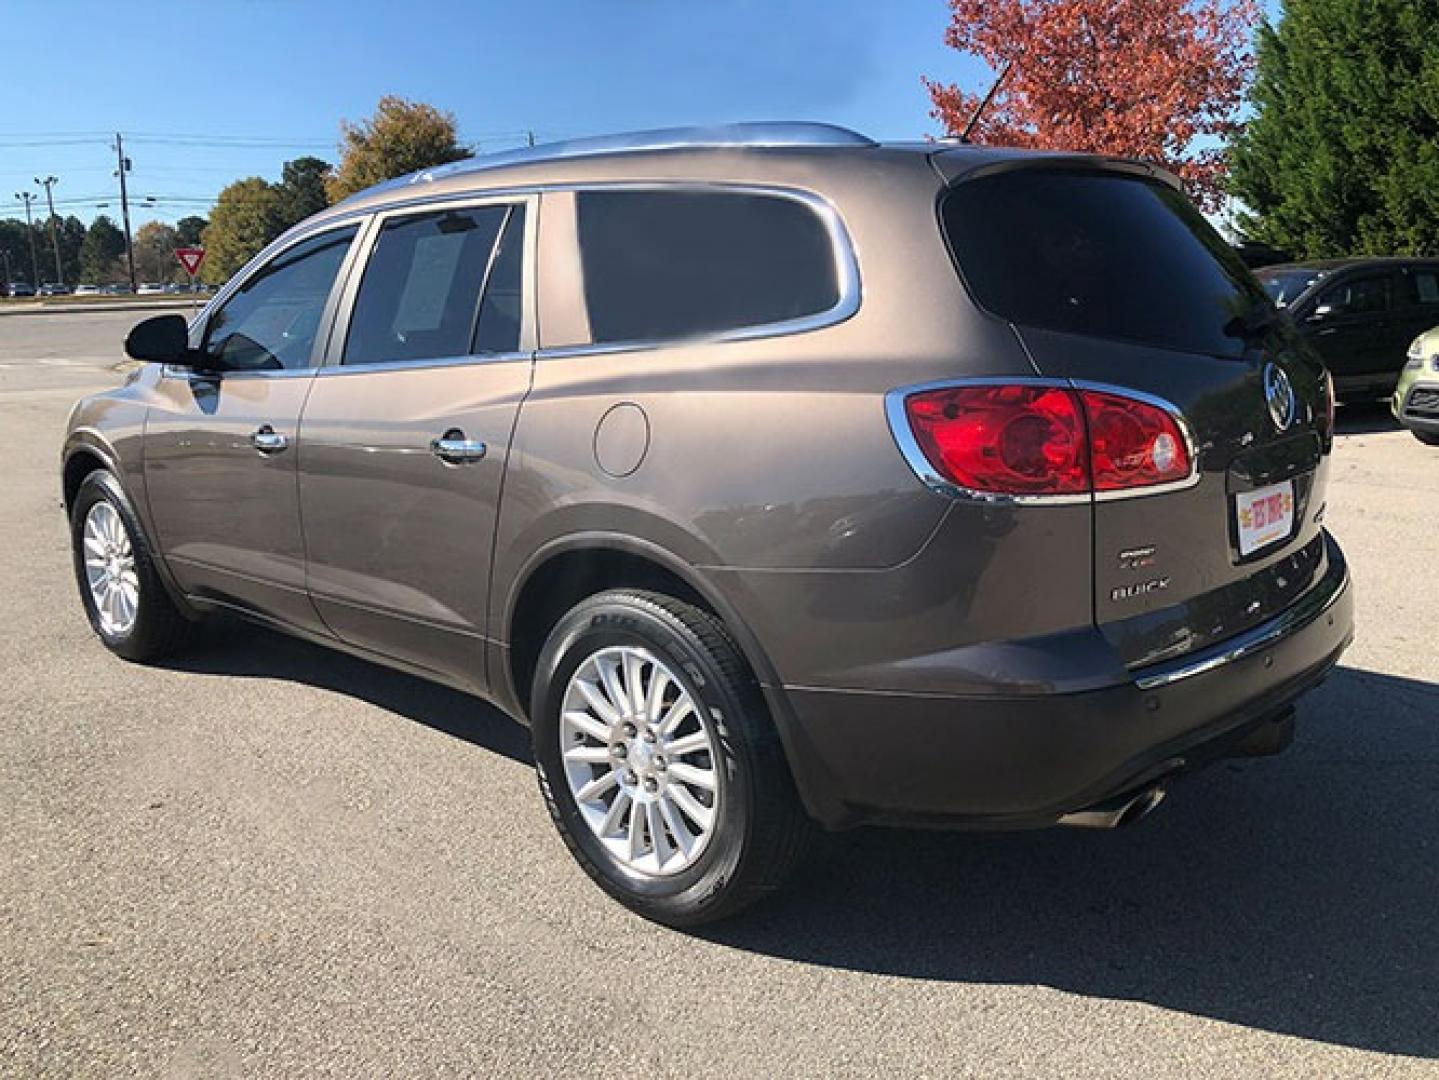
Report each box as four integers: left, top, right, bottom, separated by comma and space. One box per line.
1256, 267, 1326, 307
941, 170, 1268, 358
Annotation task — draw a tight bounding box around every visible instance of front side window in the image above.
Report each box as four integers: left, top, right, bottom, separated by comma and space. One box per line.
344, 204, 522, 366
575, 189, 840, 345
1320, 274, 1390, 315
204, 226, 358, 371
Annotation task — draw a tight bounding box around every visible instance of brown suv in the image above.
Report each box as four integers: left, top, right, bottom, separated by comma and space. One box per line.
63, 123, 1353, 925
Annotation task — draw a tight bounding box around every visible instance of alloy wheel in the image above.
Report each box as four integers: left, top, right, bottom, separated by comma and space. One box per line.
82, 501, 139, 636
559, 645, 721, 876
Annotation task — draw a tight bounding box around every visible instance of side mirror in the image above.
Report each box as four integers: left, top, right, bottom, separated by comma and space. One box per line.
124, 314, 197, 365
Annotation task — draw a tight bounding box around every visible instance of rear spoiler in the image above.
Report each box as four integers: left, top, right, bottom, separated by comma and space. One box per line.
929, 147, 1183, 193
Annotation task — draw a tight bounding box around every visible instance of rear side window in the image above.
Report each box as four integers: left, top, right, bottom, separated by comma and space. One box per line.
941, 171, 1267, 358
575, 189, 839, 345
344, 204, 513, 365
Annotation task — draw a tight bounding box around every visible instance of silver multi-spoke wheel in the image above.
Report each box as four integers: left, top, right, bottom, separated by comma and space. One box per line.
560, 645, 720, 876
82, 500, 139, 636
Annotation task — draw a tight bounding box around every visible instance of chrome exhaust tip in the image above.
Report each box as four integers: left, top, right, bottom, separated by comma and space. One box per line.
1058, 784, 1167, 830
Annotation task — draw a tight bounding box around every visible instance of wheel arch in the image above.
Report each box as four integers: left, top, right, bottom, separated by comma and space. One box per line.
61, 433, 121, 514
498, 532, 849, 827
62, 431, 195, 621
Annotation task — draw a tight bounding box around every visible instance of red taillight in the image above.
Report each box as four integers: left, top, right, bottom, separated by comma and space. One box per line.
903, 384, 1088, 496
1082, 390, 1191, 491
898, 383, 1193, 499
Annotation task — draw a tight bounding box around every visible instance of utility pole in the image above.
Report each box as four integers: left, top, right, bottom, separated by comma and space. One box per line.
35, 176, 64, 285
14, 191, 41, 285
113, 134, 137, 292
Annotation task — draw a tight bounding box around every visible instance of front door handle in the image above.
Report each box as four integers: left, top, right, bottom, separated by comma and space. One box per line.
250, 425, 289, 454
430, 429, 487, 465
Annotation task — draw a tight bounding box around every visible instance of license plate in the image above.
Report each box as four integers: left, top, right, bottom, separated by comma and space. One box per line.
1235, 480, 1295, 556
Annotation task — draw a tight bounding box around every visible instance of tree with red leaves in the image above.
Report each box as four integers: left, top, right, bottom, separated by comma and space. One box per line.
925, 0, 1261, 209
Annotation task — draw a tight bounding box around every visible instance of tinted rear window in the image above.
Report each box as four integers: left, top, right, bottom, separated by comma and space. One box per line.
576, 189, 839, 345
941, 171, 1267, 358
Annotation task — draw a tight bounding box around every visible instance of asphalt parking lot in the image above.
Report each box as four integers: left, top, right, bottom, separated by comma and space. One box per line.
2, 311, 1436, 1077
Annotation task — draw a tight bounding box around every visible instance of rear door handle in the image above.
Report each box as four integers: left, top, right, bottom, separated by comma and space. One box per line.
430, 429, 487, 465
250, 425, 289, 454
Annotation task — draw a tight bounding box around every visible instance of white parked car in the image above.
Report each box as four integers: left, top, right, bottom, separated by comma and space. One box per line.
136, 282, 167, 295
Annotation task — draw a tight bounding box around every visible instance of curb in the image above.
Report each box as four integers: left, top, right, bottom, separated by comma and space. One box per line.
0, 301, 201, 318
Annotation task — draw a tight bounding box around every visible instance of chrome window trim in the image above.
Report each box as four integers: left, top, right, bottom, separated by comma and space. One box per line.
313, 351, 532, 378
184, 181, 858, 373
161, 364, 319, 382
534, 182, 861, 358
883, 376, 1201, 507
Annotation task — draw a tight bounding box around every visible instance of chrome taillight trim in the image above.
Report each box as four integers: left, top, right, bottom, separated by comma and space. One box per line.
883, 377, 1202, 506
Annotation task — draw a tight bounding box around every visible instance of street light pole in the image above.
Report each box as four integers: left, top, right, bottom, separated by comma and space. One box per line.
35, 176, 64, 285
14, 191, 41, 286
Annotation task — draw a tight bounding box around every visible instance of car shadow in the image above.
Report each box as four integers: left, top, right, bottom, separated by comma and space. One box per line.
1336, 401, 1401, 435
161, 626, 1436, 1057
703, 665, 1439, 1058
164, 619, 532, 766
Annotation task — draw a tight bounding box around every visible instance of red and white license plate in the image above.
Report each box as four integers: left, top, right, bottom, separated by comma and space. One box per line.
1235, 480, 1295, 556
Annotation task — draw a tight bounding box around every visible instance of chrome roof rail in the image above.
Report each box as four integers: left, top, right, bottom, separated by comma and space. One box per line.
368, 122, 877, 194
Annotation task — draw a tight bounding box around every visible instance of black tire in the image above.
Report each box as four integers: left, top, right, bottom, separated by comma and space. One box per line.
70, 470, 192, 662
530, 589, 815, 926
1411, 429, 1439, 447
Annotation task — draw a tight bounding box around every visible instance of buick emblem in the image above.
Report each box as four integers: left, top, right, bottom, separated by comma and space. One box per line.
1263, 363, 1296, 432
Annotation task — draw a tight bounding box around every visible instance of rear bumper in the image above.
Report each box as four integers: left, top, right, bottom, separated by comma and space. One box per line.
783, 532, 1353, 829
1334, 371, 1398, 400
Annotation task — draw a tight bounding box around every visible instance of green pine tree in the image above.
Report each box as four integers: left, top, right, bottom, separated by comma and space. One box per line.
1229, 0, 1439, 258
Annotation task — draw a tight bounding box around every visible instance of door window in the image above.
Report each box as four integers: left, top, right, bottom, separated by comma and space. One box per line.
572, 189, 840, 345
203, 226, 358, 371
1319, 275, 1391, 315
1406, 269, 1439, 306
343, 204, 521, 365
473, 206, 526, 354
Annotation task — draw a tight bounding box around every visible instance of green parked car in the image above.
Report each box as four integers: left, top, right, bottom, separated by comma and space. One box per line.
1393, 325, 1439, 445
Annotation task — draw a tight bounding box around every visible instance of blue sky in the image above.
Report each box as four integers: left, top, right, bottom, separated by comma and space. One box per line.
2, 0, 983, 227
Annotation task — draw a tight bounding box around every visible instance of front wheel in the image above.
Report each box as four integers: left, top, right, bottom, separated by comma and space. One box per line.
530, 590, 814, 926
70, 470, 192, 662
1411, 429, 1439, 446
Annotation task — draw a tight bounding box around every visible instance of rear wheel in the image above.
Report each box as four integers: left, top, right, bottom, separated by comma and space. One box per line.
70, 470, 192, 662
530, 590, 814, 926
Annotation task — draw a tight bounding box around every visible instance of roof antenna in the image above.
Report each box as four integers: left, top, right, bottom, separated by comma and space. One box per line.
957, 61, 1013, 144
